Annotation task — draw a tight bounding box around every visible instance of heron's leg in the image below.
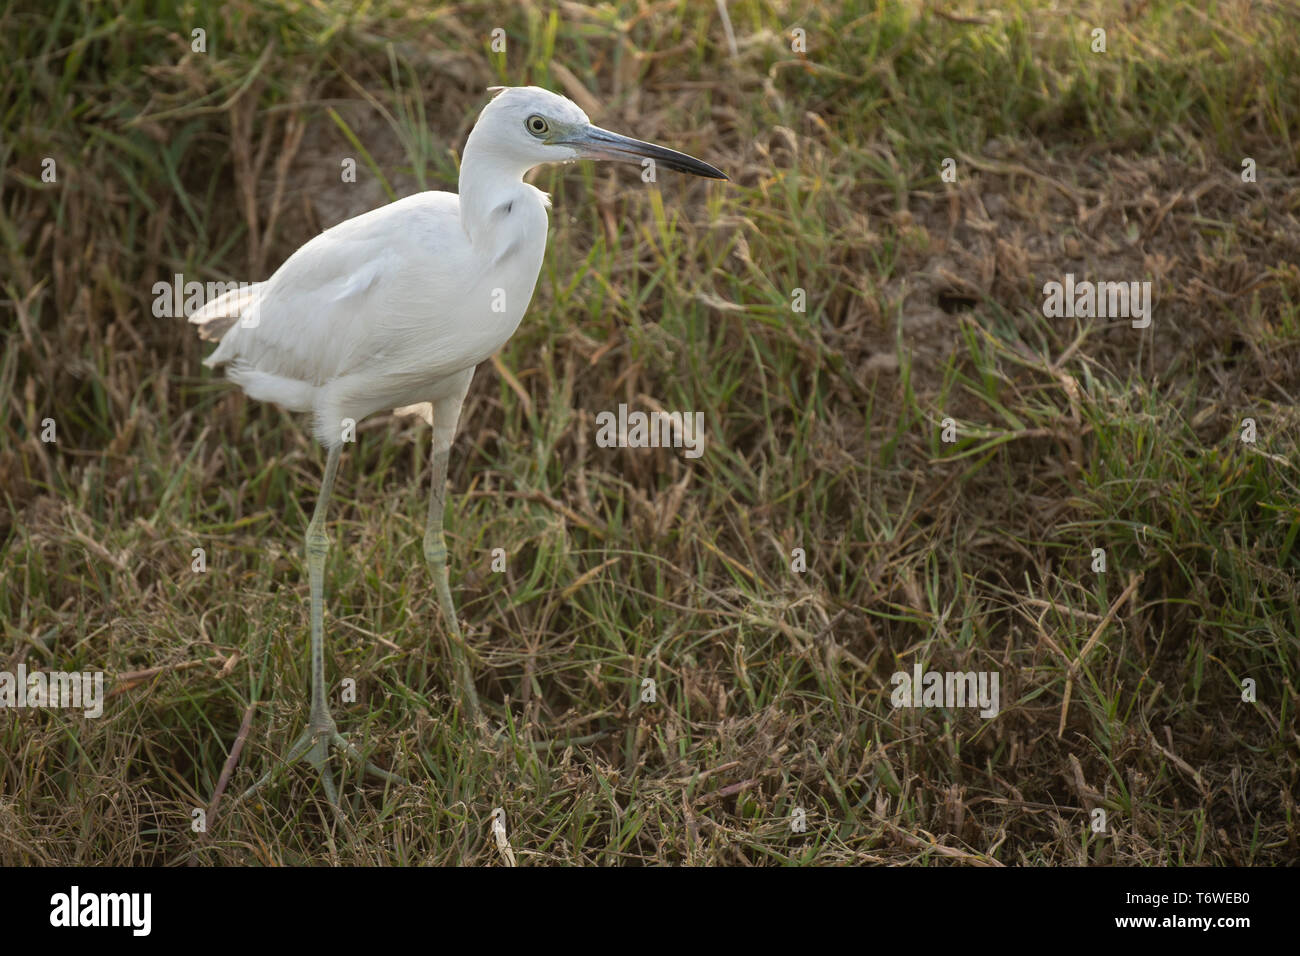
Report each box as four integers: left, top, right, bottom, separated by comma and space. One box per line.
237, 443, 403, 808
302, 442, 342, 789
425, 383, 480, 723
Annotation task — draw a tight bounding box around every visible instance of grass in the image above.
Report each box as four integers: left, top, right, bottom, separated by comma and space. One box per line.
1, 0, 1298, 865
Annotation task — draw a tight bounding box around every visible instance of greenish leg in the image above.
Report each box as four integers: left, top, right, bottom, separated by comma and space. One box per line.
424, 433, 480, 724
238, 443, 405, 809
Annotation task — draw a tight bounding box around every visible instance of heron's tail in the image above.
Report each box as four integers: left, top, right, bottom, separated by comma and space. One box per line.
187, 282, 265, 342
393, 403, 434, 425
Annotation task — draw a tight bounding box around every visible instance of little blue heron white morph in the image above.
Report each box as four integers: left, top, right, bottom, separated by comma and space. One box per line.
189, 86, 726, 806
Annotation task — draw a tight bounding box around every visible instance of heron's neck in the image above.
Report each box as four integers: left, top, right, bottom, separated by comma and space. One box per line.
458, 140, 534, 247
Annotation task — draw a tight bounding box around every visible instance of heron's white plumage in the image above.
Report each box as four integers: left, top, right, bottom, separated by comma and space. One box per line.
195, 87, 583, 447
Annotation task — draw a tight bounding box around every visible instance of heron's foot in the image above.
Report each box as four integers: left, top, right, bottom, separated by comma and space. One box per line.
237, 712, 406, 809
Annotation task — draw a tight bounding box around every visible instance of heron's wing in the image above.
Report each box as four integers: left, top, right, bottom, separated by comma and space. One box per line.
202, 192, 467, 385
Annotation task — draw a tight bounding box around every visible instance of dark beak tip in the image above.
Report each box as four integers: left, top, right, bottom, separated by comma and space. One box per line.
686, 162, 728, 179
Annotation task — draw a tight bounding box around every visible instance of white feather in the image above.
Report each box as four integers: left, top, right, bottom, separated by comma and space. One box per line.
198, 87, 587, 447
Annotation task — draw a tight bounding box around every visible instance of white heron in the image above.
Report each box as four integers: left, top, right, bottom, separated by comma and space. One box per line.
189, 86, 726, 806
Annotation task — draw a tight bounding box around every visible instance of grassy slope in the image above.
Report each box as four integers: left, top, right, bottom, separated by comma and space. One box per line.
1, 0, 1297, 864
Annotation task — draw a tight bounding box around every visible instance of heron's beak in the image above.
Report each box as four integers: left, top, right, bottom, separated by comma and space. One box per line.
563, 125, 728, 180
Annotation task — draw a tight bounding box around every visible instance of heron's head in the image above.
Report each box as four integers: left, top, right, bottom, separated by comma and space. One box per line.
469, 86, 726, 180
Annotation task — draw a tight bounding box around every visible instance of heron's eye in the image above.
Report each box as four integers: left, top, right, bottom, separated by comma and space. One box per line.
525, 115, 549, 136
